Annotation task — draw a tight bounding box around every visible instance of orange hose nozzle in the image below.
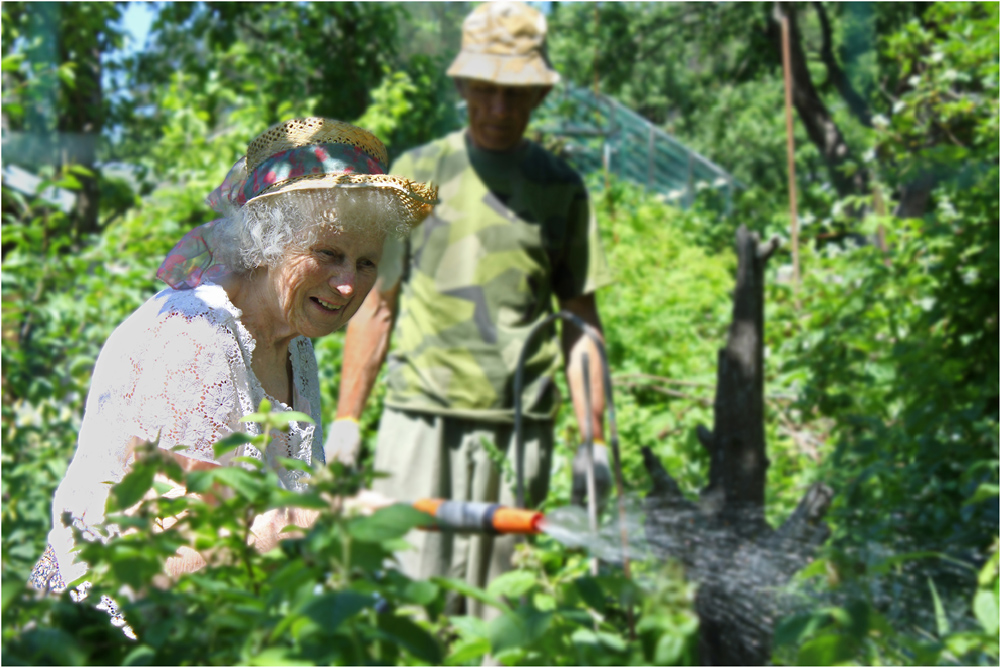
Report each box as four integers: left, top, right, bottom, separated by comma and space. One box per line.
492, 506, 543, 534
411, 499, 543, 535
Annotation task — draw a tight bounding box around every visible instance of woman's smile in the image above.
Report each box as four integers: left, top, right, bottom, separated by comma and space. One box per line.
260, 225, 384, 341
311, 296, 344, 312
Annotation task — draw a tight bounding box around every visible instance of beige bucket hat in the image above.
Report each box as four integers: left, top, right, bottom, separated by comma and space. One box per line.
446, 1, 560, 87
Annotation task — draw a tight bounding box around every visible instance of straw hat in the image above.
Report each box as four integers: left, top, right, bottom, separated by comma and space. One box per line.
446, 2, 560, 87
242, 117, 438, 227
158, 118, 437, 291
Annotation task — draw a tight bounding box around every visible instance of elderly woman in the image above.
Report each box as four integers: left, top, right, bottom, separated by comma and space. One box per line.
28, 118, 437, 631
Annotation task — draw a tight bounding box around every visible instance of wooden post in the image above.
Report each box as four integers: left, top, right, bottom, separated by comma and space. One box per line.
780, 9, 802, 298
647, 125, 655, 189
872, 184, 892, 266
594, 5, 611, 197
593, 4, 600, 96
686, 151, 694, 209
725, 173, 734, 218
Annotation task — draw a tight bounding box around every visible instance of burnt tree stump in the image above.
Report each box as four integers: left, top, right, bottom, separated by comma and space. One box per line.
643, 225, 833, 665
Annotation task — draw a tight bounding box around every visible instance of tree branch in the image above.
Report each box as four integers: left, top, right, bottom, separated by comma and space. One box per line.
770, 482, 834, 551
696, 424, 714, 454
812, 1, 873, 127
641, 446, 696, 516
614, 373, 714, 389
616, 381, 712, 405
757, 235, 782, 261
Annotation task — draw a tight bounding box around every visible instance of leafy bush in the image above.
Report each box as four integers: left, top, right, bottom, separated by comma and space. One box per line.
1, 403, 699, 666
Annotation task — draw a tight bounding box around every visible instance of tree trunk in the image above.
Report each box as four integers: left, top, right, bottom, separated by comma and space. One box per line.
643, 225, 833, 665
768, 3, 868, 210
702, 226, 775, 531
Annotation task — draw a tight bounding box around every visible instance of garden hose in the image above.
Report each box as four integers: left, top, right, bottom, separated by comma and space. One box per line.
411, 498, 544, 535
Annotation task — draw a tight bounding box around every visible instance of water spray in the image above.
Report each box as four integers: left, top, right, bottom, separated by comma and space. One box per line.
513, 310, 636, 639
411, 498, 544, 535
401, 314, 638, 638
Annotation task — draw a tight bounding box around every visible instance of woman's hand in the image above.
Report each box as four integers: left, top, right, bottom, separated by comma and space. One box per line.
247, 489, 397, 554
341, 489, 397, 515
145, 439, 400, 574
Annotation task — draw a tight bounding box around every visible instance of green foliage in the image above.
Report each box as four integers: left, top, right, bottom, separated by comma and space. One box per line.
774, 0, 997, 555
547, 2, 811, 203
759, 5, 999, 661
1, 406, 698, 666
748, 220, 997, 666
772, 539, 999, 666
873, 1, 998, 392
2, 178, 165, 579
3, 2, 998, 665
114, 3, 461, 167
3, 411, 446, 665
1, 1, 125, 135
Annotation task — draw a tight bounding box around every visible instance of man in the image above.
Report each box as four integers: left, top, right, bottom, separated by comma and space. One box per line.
324, 1, 613, 616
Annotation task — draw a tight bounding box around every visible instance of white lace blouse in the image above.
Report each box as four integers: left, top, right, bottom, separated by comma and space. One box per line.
32, 282, 325, 591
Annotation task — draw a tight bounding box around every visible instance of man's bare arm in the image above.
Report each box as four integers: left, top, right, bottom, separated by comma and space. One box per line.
559, 293, 606, 442
335, 279, 399, 420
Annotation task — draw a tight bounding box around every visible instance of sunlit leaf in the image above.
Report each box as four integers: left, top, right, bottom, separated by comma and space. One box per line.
432, 577, 508, 612
797, 632, 857, 666
210, 466, 268, 500
973, 586, 999, 636
487, 570, 535, 600
113, 464, 156, 510
444, 637, 490, 665
402, 579, 439, 606
964, 483, 999, 506
347, 503, 433, 543
487, 610, 528, 656
247, 648, 312, 666
213, 432, 258, 456
928, 578, 950, 637
122, 645, 156, 666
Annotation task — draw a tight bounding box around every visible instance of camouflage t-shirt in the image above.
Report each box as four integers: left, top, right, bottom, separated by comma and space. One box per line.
383, 130, 612, 422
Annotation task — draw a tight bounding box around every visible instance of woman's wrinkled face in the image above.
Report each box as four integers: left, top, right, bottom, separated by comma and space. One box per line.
269, 224, 384, 339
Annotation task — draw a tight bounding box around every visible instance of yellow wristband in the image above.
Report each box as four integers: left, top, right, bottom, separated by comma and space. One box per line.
593, 439, 607, 447
337, 417, 360, 424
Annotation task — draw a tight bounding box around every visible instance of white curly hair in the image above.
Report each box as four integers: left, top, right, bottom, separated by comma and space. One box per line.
213, 187, 410, 274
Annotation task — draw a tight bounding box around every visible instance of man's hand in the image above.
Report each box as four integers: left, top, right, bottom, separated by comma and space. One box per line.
324, 418, 362, 467
571, 441, 612, 509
